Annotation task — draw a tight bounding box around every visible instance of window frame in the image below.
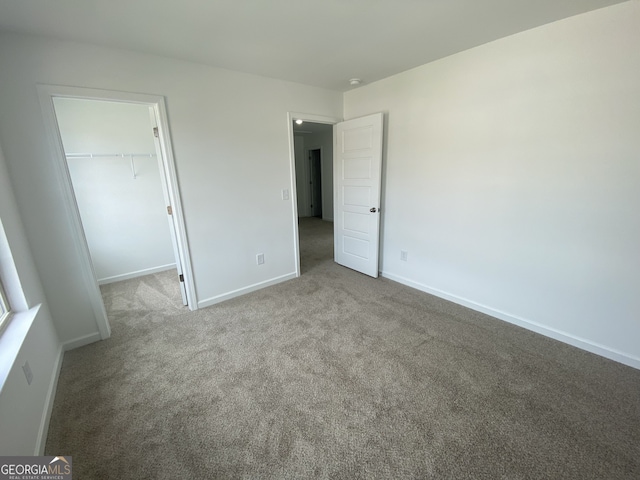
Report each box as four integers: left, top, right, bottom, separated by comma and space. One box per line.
0, 278, 10, 333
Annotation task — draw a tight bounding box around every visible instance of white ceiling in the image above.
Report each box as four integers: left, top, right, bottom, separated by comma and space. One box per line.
0, 0, 627, 92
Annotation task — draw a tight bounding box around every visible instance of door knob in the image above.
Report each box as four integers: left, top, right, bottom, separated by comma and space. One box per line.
370, 207, 377, 213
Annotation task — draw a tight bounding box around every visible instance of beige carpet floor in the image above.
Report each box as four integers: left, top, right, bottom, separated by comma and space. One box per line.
45, 217, 640, 479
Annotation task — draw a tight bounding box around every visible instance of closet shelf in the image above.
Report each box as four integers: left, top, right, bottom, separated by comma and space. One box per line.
65, 153, 157, 179
65, 153, 156, 158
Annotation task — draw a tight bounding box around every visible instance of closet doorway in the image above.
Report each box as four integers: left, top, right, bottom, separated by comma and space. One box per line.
39, 85, 196, 340
54, 98, 183, 290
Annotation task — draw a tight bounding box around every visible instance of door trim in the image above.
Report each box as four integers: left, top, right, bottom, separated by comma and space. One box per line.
37, 85, 198, 340
287, 112, 341, 277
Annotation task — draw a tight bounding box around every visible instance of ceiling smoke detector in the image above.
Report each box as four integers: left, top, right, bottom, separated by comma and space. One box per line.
349, 78, 362, 86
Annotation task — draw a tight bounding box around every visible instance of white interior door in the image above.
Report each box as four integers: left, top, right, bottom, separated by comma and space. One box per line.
334, 112, 383, 277
150, 114, 188, 305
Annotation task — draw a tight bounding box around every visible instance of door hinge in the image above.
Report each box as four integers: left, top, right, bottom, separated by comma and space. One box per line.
167, 205, 173, 215
179, 274, 184, 282
153, 127, 159, 138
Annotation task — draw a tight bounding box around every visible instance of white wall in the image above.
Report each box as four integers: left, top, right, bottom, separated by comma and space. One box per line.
344, 1, 640, 367
0, 33, 342, 343
54, 98, 175, 283
0, 140, 62, 455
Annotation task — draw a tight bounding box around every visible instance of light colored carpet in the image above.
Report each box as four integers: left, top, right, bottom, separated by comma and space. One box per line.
46, 217, 640, 479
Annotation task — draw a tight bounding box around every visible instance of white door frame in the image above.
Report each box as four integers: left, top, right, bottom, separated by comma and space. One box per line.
287, 112, 341, 277
147, 109, 188, 306
37, 85, 198, 340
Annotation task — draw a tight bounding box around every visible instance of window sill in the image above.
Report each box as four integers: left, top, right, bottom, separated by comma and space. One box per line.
0, 304, 40, 394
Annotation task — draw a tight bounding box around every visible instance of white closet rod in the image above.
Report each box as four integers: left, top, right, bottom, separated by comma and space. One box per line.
65, 153, 156, 158
65, 153, 157, 179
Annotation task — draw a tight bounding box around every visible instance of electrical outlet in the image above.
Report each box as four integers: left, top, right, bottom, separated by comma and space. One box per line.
400, 250, 408, 262
22, 361, 33, 385
256, 253, 265, 265
282, 189, 289, 200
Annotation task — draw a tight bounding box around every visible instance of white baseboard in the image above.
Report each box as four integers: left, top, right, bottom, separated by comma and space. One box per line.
381, 271, 640, 370
97, 263, 176, 285
35, 343, 64, 455
198, 272, 297, 309
63, 332, 102, 351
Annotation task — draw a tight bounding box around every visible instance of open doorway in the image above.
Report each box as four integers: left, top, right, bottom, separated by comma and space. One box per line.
291, 119, 335, 274
38, 85, 196, 341
53, 97, 186, 310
